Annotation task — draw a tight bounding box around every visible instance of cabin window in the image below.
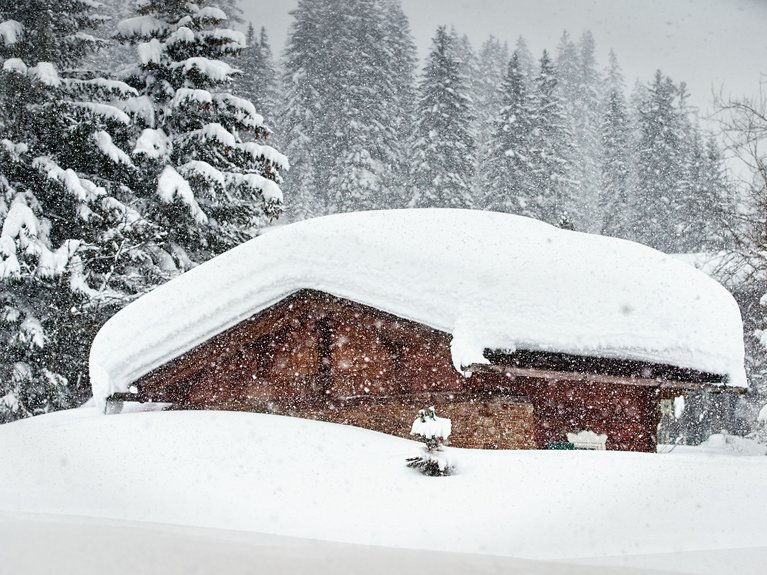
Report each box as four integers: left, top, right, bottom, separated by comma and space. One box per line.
566, 430, 607, 450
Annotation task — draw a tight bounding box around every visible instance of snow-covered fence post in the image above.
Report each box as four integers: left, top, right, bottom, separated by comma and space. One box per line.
406, 406, 454, 476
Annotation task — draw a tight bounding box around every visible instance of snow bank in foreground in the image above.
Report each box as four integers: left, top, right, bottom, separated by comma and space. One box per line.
90, 209, 746, 406
1, 409, 765, 563
8, 514, 736, 575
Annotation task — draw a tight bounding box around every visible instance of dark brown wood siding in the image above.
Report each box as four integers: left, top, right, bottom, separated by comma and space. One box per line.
132, 289, 665, 451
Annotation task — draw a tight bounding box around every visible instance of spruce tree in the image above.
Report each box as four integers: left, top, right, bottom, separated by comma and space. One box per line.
484, 51, 535, 214
279, 0, 327, 219
571, 31, 603, 231
279, 0, 415, 217
381, 0, 418, 198
514, 36, 535, 87
235, 23, 279, 127
555, 31, 579, 103
634, 70, 684, 252
474, 36, 509, 209
410, 26, 476, 208
117, 0, 288, 260
527, 50, 576, 224
598, 50, 633, 238
0, 0, 150, 420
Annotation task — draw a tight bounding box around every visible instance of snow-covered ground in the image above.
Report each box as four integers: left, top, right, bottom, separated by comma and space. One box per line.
1, 408, 766, 574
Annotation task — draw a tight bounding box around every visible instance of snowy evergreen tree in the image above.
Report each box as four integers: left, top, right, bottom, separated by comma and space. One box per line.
0, 0, 150, 420
527, 50, 575, 224
474, 36, 509, 208
483, 51, 535, 214
81, 0, 135, 74
514, 36, 535, 87
278, 0, 327, 220
633, 70, 684, 252
409, 26, 476, 208
235, 23, 279, 127
555, 31, 579, 104
571, 31, 603, 231
381, 0, 418, 195
116, 0, 288, 261
598, 50, 633, 238
553, 30, 603, 230
280, 0, 415, 217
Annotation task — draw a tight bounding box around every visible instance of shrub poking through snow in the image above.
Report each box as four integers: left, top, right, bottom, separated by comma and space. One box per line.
406, 406, 454, 476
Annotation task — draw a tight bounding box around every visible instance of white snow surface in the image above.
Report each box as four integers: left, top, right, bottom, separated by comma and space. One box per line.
29, 62, 60, 87
2, 57, 27, 74
173, 57, 236, 82
0, 19, 23, 45
92, 131, 132, 166
411, 413, 452, 440
133, 127, 171, 159
90, 209, 746, 406
156, 166, 207, 224
117, 15, 169, 39
1, 408, 766, 575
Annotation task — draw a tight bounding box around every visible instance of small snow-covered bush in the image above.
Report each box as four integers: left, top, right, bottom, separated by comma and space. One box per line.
406, 406, 454, 476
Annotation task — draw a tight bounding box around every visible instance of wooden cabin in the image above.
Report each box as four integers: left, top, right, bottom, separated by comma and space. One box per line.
107, 288, 733, 452
92, 210, 746, 452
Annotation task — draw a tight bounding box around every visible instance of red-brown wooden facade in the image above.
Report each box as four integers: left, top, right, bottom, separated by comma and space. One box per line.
118, 289, 723, 452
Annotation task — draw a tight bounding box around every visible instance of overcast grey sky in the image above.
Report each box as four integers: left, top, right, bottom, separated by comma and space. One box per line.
240, 0, 767, 115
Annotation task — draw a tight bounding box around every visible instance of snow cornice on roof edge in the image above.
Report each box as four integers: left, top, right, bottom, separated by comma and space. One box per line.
89, 209, 747, 408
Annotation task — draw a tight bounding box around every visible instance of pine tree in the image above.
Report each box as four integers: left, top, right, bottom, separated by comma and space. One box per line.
514, 36, 535, 87
117, 0, 288, 260
634, 70, 684, 252
474, 36, 509, 209
555, 31, 579, 103
571, 31, 603, 231
484, 51, 535, 214
235, 23, 279, 127
410, 26, 476, 208
0, 0, 150, 420
81, 0, 135, 74
380, 0, 418, 198
325, 0, 398, 211
598, 50, 633, 238
279, 0, 415, 217
278, 0, 328, 219
527, 50, 575, 224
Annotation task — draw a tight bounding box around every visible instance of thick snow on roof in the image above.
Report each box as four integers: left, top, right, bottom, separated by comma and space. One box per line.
90, 209, 746, 405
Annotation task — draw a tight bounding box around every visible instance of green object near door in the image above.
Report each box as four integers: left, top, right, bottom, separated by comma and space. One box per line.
546, 441, 575, 450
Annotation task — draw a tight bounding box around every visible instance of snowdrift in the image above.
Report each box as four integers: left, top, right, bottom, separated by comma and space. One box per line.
1, 408, 765, 565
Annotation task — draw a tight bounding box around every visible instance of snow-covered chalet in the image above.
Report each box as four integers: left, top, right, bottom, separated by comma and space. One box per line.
90, 209, 747, 452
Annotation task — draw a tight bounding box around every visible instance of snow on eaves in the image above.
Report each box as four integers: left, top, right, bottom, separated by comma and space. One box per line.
90, 210, 747, 406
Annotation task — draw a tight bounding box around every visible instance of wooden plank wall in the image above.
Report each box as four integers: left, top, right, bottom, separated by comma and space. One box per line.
134, 290, 660, 451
